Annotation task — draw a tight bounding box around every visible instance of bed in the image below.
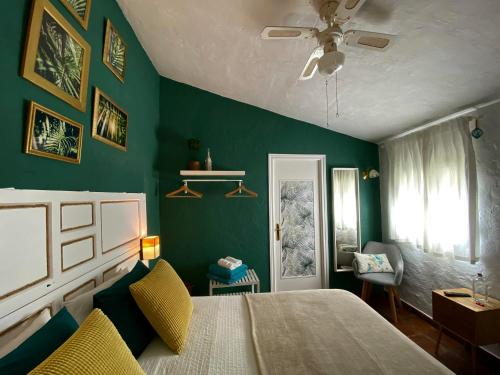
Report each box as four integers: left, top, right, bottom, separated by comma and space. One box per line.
138, 291, 452, 375
0, 189, 452, 374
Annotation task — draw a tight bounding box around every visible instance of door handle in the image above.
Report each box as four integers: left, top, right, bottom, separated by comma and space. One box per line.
275, 223, 281, 241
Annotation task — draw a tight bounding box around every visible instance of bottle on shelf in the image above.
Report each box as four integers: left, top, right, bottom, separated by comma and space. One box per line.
205, 148, 213, 171
472, 272, 489, 305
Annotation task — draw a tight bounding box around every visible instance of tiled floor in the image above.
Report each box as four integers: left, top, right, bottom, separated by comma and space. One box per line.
369, 292, 500, 375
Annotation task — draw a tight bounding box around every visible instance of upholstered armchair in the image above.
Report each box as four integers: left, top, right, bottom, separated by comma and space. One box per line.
353, 241, 404, 323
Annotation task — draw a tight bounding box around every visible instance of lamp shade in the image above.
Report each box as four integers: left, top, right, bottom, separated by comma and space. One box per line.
141, 236, 160, 260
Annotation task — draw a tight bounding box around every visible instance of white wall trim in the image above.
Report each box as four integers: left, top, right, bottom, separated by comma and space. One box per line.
268, 154, 329, 292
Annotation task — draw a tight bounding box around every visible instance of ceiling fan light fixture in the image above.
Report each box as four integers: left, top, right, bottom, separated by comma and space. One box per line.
317, 51, 345, 77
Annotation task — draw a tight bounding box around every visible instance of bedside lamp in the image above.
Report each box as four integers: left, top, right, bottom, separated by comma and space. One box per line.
141, 235, 160, 260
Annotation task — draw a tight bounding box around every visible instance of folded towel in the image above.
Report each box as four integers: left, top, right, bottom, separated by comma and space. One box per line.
207, 270, 247, 284
217, 258, 239, 270
209, 264, 247, 279
225, 256, 242, 267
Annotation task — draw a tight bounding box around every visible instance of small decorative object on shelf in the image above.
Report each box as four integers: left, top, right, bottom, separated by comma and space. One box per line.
187, 138, 201, 170
205, 148, 213, 171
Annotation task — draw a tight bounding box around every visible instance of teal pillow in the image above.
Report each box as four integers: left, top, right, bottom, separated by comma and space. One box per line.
0, 307, 78, 375
93, 260, 155, 357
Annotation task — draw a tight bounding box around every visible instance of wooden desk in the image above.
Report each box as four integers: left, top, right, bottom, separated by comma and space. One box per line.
432, 288, 500, 373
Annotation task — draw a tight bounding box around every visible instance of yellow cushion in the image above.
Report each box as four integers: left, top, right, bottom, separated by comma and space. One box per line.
28, 309, 145, 375
129, 259, 193, 353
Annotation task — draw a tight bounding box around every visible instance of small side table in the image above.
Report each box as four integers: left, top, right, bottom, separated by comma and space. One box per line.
209, 268, 260, 296
432, 288, 500, 373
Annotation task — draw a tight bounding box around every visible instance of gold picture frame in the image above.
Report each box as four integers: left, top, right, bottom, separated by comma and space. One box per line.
21, 0, 91, 112
25, 101, 84, 164
92, 88, 128, 151
103, 19, 127, 82
59, 0, 92, 30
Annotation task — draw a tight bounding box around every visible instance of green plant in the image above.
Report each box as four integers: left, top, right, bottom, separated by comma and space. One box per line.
96, 97, 127, 146
66, 0, 87, 18
35, 12, 83, 99
109, 28, 125, 74
35, 116, 78, 157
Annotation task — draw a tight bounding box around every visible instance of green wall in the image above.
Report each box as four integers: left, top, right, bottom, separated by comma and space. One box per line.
159, 78, 382, 294
0, 0, 160, 233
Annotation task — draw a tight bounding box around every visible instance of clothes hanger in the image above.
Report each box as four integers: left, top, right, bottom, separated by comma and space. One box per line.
225, 181, 258, 198
165, 182, 203, 199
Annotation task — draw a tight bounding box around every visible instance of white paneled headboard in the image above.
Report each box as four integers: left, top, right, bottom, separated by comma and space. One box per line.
0, 189, 147, 333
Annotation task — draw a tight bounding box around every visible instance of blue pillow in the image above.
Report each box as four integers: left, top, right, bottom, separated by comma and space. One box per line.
0, 307, 78, 375
93, 260, 155, 357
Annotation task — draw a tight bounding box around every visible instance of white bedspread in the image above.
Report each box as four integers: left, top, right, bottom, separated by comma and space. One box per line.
138, 295, 258, 375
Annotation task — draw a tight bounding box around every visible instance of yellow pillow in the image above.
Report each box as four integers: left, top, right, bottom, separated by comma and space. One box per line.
29, 309, 145, 375
129, 259, 193, 354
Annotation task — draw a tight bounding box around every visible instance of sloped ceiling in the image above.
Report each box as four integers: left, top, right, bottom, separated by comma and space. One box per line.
117, 0, 500, 142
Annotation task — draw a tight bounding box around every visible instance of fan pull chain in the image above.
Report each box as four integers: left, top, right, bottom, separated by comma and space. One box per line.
335, 71, 340, 118
325, 78, 329, 128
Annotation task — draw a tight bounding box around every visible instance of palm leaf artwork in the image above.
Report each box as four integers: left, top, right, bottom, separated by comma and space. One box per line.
97, 96, 127, 147
35, 11, 83, 99
280, 181, 316, 278
33, 110, 79, 159
65, 0, 87, 18
108, 26, 126, 76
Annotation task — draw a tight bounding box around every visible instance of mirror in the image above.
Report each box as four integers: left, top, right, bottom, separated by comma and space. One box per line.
332, 168, 361, 272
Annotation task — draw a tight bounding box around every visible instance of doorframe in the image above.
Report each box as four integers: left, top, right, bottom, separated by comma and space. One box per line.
268, 154, 329, 292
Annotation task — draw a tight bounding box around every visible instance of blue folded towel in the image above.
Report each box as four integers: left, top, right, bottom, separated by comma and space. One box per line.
208, 263, 248, 279
207, 271, 247, 284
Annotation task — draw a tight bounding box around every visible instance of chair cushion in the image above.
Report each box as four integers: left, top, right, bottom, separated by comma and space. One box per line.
354, 253, 394, 273
0, 308, 78, 375
356, 272, 398, 286
93, 261, 155, 357
28, 309, 145, 375
129, 259, 193, 354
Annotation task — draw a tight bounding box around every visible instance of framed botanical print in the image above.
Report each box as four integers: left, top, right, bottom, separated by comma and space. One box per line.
103, 19, 127, 82
60, 0, 92, 30
25, 101, 83, 164
21, 0, 91, 112
92, 88, 128, 151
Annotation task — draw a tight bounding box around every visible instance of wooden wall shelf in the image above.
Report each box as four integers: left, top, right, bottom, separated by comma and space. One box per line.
180, 170, 246, 177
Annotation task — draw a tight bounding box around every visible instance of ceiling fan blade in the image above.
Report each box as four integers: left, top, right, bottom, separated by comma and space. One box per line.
261, 26, 318, 40
335, 0, 368, 25
344, 30, 396, 51
299, 47, 323, 80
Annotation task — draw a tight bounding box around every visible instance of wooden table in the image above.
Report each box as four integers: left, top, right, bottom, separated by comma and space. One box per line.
209, 268, 260, 296
432, 288, 500, 373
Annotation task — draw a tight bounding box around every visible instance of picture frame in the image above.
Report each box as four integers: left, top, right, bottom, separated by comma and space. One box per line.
59, 0, 92, 30
103, 19, 127, 82
92, 88, 128, 151
21, 0, 91, 112
25, 101, 83, 164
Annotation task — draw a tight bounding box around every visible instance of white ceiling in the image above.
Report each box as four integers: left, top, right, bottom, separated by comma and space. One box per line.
117, 0, 500, 142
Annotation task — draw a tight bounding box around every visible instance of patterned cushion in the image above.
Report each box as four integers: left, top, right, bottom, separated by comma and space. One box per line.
129, 259, 193, 354
354, 253, 394, 273
28, 309, 145, 375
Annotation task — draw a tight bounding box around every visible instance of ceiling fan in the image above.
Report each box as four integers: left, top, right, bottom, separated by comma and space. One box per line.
261, 0, 396, 80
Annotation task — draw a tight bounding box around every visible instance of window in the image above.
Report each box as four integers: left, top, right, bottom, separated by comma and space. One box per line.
380, 118, 478, 261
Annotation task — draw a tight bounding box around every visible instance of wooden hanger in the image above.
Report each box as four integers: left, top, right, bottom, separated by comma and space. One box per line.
166, 182, 203, 199
225, 181, 258, 198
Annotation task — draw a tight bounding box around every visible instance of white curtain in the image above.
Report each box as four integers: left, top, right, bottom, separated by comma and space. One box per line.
333, 170, 357, 231
381, 117, 478, 261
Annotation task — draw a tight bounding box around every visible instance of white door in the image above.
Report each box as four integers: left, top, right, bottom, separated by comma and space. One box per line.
268, 154, 329, 292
